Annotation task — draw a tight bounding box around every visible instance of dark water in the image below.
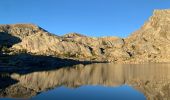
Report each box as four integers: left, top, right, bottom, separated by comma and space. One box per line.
1, 63, 170, 100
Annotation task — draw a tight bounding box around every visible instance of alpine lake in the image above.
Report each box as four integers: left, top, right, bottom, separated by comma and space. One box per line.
1, 63, 170, 100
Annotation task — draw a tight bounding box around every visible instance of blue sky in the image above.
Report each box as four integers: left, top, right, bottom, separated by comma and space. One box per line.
0, 0, 170, 37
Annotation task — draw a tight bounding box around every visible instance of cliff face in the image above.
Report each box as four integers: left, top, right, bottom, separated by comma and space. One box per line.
125, 9, 170, 63
1, 9, 170, 63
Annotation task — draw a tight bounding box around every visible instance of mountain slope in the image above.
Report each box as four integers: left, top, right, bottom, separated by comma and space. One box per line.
1, 9, 170, 63
0, 24, 130, 62
125, 9, 170, 63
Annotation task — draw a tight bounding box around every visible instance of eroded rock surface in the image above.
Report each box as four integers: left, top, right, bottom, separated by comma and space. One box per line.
125, 9, 170, 63
1, 9, 170, 63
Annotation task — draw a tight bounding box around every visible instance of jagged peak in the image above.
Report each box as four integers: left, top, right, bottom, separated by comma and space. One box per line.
153, 9, 170, 15
0, 23, 48, 32
63, 32, 87, 38
0, 23, 38, 29
150, 9, 170, 20
138, 9, 170, 31
0, 23, 51, 38
10, 23, 38, 27
100, 36, 121, 39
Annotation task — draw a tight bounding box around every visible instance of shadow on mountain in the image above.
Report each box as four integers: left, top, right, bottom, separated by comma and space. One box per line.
0, 53, 104, 98
0, 31, 105, 74
2, 53, 103, 74
0, 32, 21, 48
0, 74, 18, 90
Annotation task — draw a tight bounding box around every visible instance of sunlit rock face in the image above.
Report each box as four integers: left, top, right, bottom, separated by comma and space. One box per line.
0, 24, 129, 62
125, 10, 170, 63
1, 63, 170, 99
1, 10, 170, 63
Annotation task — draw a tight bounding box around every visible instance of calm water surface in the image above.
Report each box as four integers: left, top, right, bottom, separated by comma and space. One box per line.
1, 63, 170, 100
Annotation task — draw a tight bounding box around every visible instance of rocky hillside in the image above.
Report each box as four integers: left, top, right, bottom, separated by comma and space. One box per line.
0, 24, 129, 62
125, 9, 170, 63
1, 9, 170, 63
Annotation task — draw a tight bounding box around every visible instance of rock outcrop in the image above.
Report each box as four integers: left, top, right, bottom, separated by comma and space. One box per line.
125, 9, 170, 63
1, 9, 170, 63
0, 24, 129, 62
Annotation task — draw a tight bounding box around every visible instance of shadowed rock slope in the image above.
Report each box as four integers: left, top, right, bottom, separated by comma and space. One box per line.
1, 9, 170, 63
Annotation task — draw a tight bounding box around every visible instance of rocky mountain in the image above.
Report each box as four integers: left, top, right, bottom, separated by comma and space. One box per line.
125, 9, 170, 63
0, 24, 129, 63
0, 9, 170, 64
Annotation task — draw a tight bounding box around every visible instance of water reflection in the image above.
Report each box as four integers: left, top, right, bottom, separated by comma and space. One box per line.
31, 85, 145, 100
1, 63, 170, 100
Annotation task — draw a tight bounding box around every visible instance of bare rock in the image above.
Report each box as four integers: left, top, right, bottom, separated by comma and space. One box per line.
1, 9, 170, 63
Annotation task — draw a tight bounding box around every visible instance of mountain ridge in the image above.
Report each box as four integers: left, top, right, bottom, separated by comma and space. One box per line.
1, 9, 170, 64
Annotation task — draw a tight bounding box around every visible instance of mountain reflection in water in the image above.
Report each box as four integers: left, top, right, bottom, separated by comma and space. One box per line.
1, 63, 170, 100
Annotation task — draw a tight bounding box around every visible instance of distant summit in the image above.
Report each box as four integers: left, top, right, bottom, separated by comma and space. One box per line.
63, 33, 87, 38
